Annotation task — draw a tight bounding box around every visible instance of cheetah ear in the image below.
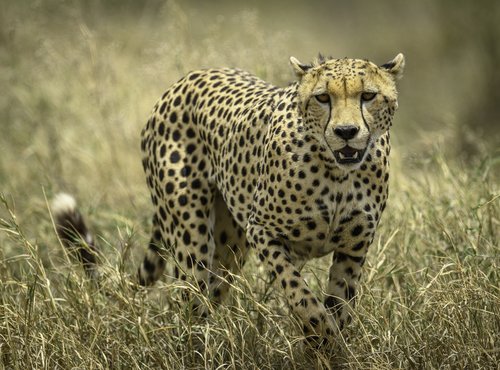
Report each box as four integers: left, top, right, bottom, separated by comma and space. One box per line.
289, 56, 311, 78
380, 53, 405, 80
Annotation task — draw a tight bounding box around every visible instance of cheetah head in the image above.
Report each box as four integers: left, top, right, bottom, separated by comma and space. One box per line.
290, 53, 405, 169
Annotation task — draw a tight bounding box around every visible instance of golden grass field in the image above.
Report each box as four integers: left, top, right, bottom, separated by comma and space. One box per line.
0, 1, 499, 368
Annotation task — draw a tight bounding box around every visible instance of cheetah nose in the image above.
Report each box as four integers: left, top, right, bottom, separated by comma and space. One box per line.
333, 125, 359, 141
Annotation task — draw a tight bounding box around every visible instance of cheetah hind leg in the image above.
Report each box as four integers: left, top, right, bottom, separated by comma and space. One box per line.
137, 212, 169, 286
209, 191, 249, 305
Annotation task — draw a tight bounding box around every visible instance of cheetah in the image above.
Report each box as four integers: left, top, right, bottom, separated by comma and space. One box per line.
53, 53, 405, 341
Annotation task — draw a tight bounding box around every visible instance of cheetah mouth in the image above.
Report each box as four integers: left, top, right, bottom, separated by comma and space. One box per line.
333, 146, 366, 165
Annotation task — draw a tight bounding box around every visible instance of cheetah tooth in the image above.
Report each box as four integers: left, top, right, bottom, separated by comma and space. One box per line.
339, 152, 345, 159
353, 151, 359, 159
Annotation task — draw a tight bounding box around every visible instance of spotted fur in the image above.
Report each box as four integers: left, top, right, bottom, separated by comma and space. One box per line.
55, 53, 405, 341
136, 53, 404, 339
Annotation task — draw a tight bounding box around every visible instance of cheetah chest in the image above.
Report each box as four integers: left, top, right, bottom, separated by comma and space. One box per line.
262, 178, 355, 259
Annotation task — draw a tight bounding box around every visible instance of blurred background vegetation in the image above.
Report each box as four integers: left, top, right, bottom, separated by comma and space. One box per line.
0, 0, 499, 286
1, 0, 499, 196
0, 0, 499, 279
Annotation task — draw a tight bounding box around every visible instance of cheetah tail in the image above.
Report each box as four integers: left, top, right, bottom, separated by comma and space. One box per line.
51, 193, 100, 279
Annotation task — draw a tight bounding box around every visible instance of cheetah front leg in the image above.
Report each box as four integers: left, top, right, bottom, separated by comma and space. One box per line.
325, 251, 365, 331
247, 224, 338, 341
325, 212, 376, 330
210, 192, 250, 305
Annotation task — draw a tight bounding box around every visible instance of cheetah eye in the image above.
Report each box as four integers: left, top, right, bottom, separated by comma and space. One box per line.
361, 92, 377, 102
314, 94, 330, 104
